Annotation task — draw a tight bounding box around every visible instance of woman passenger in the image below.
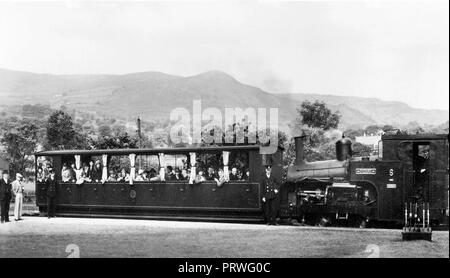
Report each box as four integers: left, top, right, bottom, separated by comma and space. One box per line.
117, 168, 130, 182
214, 169, 227, 187
61, 163, 73, 183
92, 160, 103, 182
76, 168, 91, 184
37, 167, 45, 183
174, 168, 182, 180
135, 169, 145, 181
107, 169, 117, 182
194, 170, 206, 184
181, 169, 189, 180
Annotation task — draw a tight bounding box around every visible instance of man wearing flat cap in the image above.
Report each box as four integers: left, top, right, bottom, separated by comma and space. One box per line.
12, 172, 25, 221
261, 164, 281, 225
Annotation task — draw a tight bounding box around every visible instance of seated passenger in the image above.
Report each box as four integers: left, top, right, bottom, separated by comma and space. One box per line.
181, 169, 189, 180
70, 163, 77, 180
42, 162, 51, 181
229, 167, 239, 181
149, 168, 160, 182
142, 170, 150, 181
107, 169, 117, 182
77, 168, 92, 184
205, 167, 216, 180
92, 160, 103, 182
87, 160, 95, 179
61, 163, 73, 182
174, 168, 182, 180
186, 169, 191, 179
135, 169, 145, 181
117, 168, 130, 182
242, 169, 250, 181
37, 167, 45, 183
82, 163, 90, 180
165, 166, 176, 181
194, 170, 206, 184
214, 169, 227, 187
47, 166, 54, 179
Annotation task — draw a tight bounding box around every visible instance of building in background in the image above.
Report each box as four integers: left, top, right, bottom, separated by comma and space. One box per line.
355, 132, 382, 155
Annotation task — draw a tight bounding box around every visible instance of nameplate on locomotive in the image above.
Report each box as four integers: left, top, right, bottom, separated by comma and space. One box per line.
355, 168, 376, 175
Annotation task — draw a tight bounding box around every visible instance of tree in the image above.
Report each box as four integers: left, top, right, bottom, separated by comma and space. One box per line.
45, 110, 89, 149
0, 119, 39, 177
297, 100, 340, 130
91, 132, 139, 149
364, 125, 383, 136
352, 142, 373, 156
98, 125, 112, 138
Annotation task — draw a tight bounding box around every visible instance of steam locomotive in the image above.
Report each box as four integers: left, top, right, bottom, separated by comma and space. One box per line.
279, 133, 449, 228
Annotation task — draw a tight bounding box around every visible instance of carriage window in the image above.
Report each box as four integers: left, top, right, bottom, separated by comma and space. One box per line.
228, 151, 250, 181
134, 155, 160, 181
36, 156, 54, 182
75, 155, 102, 183
164, 154, 188, 181
107, 155, 130, 182
195, 151, 250, 181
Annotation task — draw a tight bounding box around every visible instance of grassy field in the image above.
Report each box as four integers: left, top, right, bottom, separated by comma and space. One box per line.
0, 217, 448, 258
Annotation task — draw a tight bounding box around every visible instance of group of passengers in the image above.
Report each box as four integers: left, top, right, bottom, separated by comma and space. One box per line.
36, 160, 249, 187
131, 165, 249, 186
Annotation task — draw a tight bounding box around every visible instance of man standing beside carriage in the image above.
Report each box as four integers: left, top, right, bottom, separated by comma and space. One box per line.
12, 173, 25, 221
0, 171, 12, 223
261, 164, 281, 226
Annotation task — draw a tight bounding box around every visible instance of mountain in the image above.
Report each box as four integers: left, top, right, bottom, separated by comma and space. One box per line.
0, 68, 448, 132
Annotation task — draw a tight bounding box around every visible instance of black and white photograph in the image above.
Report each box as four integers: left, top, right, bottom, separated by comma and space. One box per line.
0, 0, 448, 264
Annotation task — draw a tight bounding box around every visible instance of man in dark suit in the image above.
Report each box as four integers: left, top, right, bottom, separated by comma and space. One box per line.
261, 165, 280, 225
0, 171, 12, 223
46, 171, 59, 218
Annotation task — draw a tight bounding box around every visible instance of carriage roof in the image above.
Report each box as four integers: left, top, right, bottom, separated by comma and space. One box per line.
35, 145, 263, 156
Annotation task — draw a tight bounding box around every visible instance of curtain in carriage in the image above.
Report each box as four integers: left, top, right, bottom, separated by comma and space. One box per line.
101, 154, 108, 182
189, 152, 196, 184
74, 155, 83, 181
222, 151, 230, 181
159, 153, 166, 181
129, 153, 136, 185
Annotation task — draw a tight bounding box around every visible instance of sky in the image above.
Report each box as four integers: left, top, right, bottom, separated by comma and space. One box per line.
0, 0, 448, 110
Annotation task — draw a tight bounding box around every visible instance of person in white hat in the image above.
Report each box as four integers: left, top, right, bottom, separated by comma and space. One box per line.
134, 169, 145, 181
12, 173, 25, 221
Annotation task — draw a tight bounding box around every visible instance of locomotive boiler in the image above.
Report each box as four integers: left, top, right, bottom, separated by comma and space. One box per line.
279, 133, 449, 228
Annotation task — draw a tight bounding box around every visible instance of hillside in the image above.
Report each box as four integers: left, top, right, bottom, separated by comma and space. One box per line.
0, 68, 448, 132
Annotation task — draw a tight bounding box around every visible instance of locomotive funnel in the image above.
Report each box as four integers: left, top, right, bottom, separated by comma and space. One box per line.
336, 135, 353, 161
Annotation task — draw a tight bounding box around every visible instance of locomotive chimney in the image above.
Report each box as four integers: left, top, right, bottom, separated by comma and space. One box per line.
294, 133, 306, 165
336, 134, 353, 161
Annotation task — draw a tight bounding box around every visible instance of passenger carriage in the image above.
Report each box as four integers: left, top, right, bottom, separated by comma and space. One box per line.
34, 145, 283, 222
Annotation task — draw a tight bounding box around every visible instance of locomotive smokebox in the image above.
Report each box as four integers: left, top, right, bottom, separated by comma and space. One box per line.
336, 135, 352, 161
